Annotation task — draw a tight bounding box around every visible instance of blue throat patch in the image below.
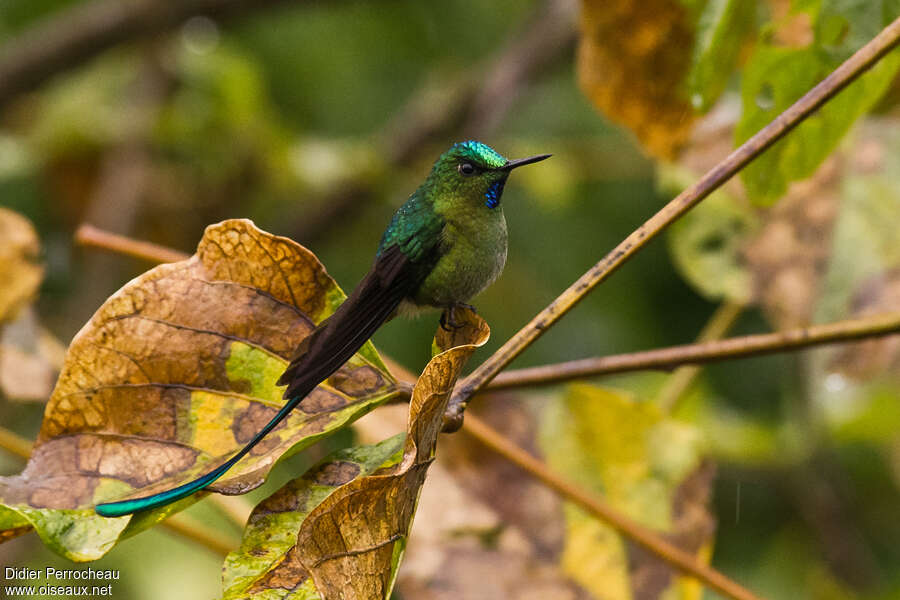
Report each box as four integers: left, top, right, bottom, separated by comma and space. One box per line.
485, 179, 505, 208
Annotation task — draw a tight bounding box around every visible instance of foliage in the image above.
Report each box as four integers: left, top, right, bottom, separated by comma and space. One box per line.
2, 0, 900, 599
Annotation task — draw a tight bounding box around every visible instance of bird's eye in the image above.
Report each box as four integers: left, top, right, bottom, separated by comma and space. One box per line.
458, 162, 477, 176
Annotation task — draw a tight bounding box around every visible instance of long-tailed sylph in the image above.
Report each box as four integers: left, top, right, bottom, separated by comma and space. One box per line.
95, 140, 550, 517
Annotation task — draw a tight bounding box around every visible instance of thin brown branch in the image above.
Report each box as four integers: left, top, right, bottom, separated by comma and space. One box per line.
76, 223, 190, 263
462, 414, 764, 600
359, 347, 762, 598
0, 426, 33, 460
486, 310, 900, 390
162, 513, 237, 556
657, 301, 745, 412
442, 15, 900, 431
0, 0, 299, 110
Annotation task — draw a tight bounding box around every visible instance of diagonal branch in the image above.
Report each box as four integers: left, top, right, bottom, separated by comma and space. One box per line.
441, 15, 900, 431
486, 310, 900, 390
462, 414, 764, 600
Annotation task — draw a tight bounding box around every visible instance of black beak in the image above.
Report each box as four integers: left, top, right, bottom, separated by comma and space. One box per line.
498, 153, 552, 171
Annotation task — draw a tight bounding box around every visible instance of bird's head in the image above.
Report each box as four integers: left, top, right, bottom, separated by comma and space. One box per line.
425, 140, 550, 210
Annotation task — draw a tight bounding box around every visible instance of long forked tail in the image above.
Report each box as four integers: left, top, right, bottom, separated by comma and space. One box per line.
95, 247, 414, 517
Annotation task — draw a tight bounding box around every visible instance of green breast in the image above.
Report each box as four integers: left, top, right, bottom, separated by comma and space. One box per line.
412, 207, 507, 307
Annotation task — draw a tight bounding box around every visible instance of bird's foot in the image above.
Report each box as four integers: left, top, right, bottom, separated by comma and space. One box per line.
440, 303, 477, 331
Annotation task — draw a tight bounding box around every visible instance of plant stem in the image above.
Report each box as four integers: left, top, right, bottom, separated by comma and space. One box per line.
442, 15, 900, 431
462, 414, 764, 600
162, 513, 237, 556
486, 310, 900, 390
361, 356, 762, 600
75, 223, 190, 263
0, 426, 33, 460
657, 301, 745, 412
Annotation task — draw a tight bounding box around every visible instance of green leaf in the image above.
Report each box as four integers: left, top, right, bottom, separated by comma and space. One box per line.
736, 2, 900, 205
223, 309, 490, 600
538, 384, 714, 600
688, 0, 757, 111
0, 219, 401, 560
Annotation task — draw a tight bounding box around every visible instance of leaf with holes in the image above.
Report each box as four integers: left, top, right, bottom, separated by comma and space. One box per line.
0, 219, 402, 560
222, 309, 490, 600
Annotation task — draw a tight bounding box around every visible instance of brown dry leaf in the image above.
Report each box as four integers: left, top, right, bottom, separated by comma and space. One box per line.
0, 219, 400, 560
578, 0, 697, 158
0, 207, 43, 324
222, 308, 490, 600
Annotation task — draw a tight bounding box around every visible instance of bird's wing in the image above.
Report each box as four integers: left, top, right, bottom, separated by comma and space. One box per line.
96, 231, 440, 517
277, 243, 425, 399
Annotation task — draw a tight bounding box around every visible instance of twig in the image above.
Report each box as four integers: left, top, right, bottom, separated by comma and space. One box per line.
69, 224, 900, 587
0, 0, 298, 110
162, 513, 237, 556
210, 494, 253, 528
657, 301, 744, 412
462, 414, 764, 600
485, 311, 900, 390
361, 349, 760, 599
0, 426, 33, 459
76, 223, 190, 263
442, 15, 900, 431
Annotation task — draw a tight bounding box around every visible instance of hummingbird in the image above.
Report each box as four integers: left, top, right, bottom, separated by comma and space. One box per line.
95, 141, 550, 517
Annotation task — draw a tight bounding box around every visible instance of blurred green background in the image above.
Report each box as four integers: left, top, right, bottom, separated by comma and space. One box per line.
2, 0, 900, 598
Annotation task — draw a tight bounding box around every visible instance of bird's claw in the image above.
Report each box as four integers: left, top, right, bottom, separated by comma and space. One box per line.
440, 304, 477, 331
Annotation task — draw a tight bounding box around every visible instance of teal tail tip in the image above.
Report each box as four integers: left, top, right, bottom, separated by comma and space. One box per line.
94, 460, 231, 518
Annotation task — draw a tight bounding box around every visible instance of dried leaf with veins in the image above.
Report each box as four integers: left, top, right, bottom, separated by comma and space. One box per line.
222, 309, 489, 600
0, 219, 401, 560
